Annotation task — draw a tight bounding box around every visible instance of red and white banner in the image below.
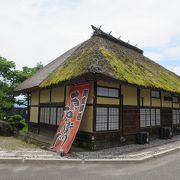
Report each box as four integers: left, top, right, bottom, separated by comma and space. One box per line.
50, 83, 90, 154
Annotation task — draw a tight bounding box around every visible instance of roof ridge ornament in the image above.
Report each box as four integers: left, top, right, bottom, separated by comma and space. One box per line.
91, 25, 143, 54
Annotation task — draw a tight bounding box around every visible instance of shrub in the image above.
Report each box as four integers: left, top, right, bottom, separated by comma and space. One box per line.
8, 114, 22, 123
19, 119, 28, 135
7, 114, 25, 131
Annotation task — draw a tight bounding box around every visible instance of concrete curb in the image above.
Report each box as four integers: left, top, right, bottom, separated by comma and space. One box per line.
152, 147, 180, 158
0, 146, 179, 164
0, 158, 82, 164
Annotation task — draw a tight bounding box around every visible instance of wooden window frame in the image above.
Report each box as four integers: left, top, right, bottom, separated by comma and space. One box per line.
151, 90, 160, 99
172, 109, 180, 125
172, 96, 179, 103
39, 104, 64, 126
140, 108, 161, 128
95, 105, 120, 132
96, 86, 120, 99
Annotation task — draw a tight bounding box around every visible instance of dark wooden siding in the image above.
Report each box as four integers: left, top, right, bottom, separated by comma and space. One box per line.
75, 131, 121, 150
123, 106, 140, 135
140, 127, 160, 137
161, 108, 172, 127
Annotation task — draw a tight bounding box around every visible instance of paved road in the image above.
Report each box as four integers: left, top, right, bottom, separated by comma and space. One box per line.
0, 151, 180, 180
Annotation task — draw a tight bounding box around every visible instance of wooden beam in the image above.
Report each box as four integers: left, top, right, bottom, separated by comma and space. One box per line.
93, 80, 97, 132
27, 93, 30, 131
38, 90, 40, 134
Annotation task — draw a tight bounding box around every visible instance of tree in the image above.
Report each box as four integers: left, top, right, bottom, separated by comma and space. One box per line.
14, 62, 43, 85
0, 56, 43, 119
0, 57, 15, 81
0, 57, 16, 118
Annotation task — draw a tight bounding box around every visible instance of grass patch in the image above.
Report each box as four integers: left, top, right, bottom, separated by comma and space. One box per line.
0, 136, 39, 151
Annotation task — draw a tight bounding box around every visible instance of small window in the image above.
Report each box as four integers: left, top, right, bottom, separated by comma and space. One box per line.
156, 109, 161, 125
151, 90, 160, 98
145, 109, 151, 126
151, 109, 156, 126
173, 110, 180, 125
97, 87, 108, 97
140, 108, 161, 127
50, 107, 57, 125
44, 108, 50, 124
96, 107, 108, 131
108, 108, 119, 130
172, 96, 179, 103
40, 106, 64, 125
140, 109, 146, 127
108, 89, 119, 97
97, 87, 119, 98
96, 107, 119, 131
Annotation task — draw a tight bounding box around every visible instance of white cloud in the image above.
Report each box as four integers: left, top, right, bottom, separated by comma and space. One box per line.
164, 46, 180, 59
0, 0, 180, 72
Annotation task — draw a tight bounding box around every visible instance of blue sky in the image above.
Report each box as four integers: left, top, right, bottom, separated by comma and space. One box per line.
0, 0, 180, 75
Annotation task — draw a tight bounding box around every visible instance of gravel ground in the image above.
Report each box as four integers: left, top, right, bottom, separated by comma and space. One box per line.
68, 135, 180, 159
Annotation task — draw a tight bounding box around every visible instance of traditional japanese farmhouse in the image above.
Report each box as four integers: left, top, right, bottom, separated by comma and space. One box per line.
16, 25, 180, 150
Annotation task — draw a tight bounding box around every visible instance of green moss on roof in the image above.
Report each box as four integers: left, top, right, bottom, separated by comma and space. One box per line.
39, 36, 180, 94
100, 47, 180, 93
40, 48, 92, 88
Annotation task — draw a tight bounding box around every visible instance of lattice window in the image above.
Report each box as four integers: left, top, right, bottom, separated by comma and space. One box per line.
96, 107, 108, 131
140, 109, 146, 127
40, 106, 64, 125
50, 107, 57, 125
151, 109, 156, 126
140, 108, 161, 127
108, 108, 119, 130
96, 107, 119, 131
97, 87, 119, 98
44, 108, 50, 124
173, 110, 180, 124
156, 109, 161, 125
151, 90, 160, 98
172, 96, 179, 103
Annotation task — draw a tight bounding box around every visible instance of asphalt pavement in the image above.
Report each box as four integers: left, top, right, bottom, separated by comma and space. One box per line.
0, 150, 180, 180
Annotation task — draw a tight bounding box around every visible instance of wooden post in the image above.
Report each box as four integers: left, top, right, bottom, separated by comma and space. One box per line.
93, 80, 97, 132
27, 93, 30, 132
38, 90, 40, 134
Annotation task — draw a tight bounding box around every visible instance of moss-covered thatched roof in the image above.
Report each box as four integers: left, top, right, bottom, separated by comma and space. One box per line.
16, 26, 180, 94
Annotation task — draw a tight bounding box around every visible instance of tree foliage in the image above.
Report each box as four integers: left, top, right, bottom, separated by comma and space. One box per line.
0, 56, 43, 119
0, 57, 15, 81
14, 62, 43, 85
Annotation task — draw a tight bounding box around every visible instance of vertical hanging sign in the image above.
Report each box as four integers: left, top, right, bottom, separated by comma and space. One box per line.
50, 83, 90, 154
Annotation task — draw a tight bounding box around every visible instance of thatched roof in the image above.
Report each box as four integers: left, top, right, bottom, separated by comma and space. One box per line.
16, 25, 180, 94
15, 44, 81, 92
